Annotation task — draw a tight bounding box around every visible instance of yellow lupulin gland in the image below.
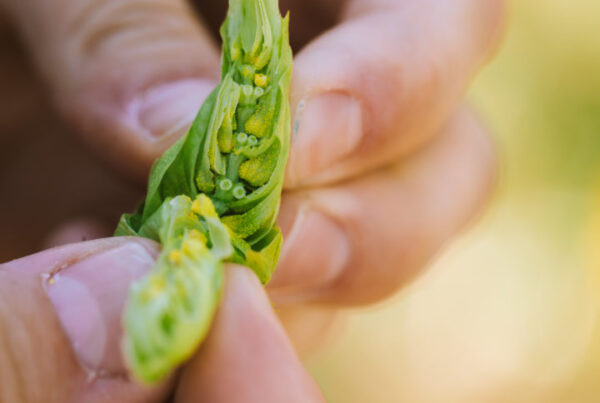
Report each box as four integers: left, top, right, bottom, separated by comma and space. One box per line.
254, 74, 268, 87
192, 195, 218, 218
169, 250, 183, 266
183, 238, 207, 258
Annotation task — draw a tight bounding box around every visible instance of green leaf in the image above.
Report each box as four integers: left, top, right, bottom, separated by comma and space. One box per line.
141, 89, 220, 221
221, 190, 278, 238
245, 228, 283, 283
115, 214, 138, 237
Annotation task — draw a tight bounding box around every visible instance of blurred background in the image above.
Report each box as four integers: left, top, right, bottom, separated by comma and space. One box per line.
306, 1, 600, 402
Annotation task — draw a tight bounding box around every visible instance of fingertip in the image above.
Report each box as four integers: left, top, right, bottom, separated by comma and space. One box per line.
287, 0, 506, 188
270, 208, 350, 292
174, 264, 324, 403
0, 237, 165, 402
129, 78, 216, 142
226, 263, 264, 289
43, 218, 111, 249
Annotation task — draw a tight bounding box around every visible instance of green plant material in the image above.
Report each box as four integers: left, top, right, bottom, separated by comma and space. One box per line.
115, 0, 292, 383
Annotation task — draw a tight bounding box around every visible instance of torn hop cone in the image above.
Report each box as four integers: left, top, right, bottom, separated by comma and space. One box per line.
115, 0, 293, 383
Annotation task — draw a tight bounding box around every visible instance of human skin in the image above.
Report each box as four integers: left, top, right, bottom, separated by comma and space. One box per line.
0, 0, 504, 401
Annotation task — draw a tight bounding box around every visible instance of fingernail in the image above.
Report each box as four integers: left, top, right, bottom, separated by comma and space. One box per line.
45, 242, 156, 375
288, 92, 363, 185
269, 209, 350, 292
135, 79, 215, 140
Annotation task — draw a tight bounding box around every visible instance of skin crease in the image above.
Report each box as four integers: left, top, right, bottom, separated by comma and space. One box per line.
0, 0, 504, 401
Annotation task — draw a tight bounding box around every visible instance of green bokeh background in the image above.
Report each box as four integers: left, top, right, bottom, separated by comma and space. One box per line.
308, 1, 600, 401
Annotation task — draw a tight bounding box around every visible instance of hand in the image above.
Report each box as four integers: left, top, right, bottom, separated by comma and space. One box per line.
0, 238, 324, 402
0, 0, 504, 398
0, 0, 503, 296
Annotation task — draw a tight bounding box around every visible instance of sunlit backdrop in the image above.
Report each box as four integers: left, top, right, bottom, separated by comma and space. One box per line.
307, 1, 600, 401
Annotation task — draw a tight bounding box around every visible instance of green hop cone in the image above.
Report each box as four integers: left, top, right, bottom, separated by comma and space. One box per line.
115, 0, 292, 383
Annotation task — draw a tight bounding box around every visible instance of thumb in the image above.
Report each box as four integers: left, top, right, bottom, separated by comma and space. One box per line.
175, 266, 325, 403
3, 0, 220, 182
0, 238, 170, 403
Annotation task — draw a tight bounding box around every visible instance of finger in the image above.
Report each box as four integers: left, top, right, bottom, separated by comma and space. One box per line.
285, 0, 505, 188
43, 218, 112, 249
175, 265, 324, 403
274, 303, 343, 356
271, 107, 496, 305
0, 238, 171, 403
3, 0, 220, 182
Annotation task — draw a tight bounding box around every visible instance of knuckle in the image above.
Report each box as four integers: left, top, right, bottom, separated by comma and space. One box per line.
56, 0, 213, 102
66, 0, 197, 60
